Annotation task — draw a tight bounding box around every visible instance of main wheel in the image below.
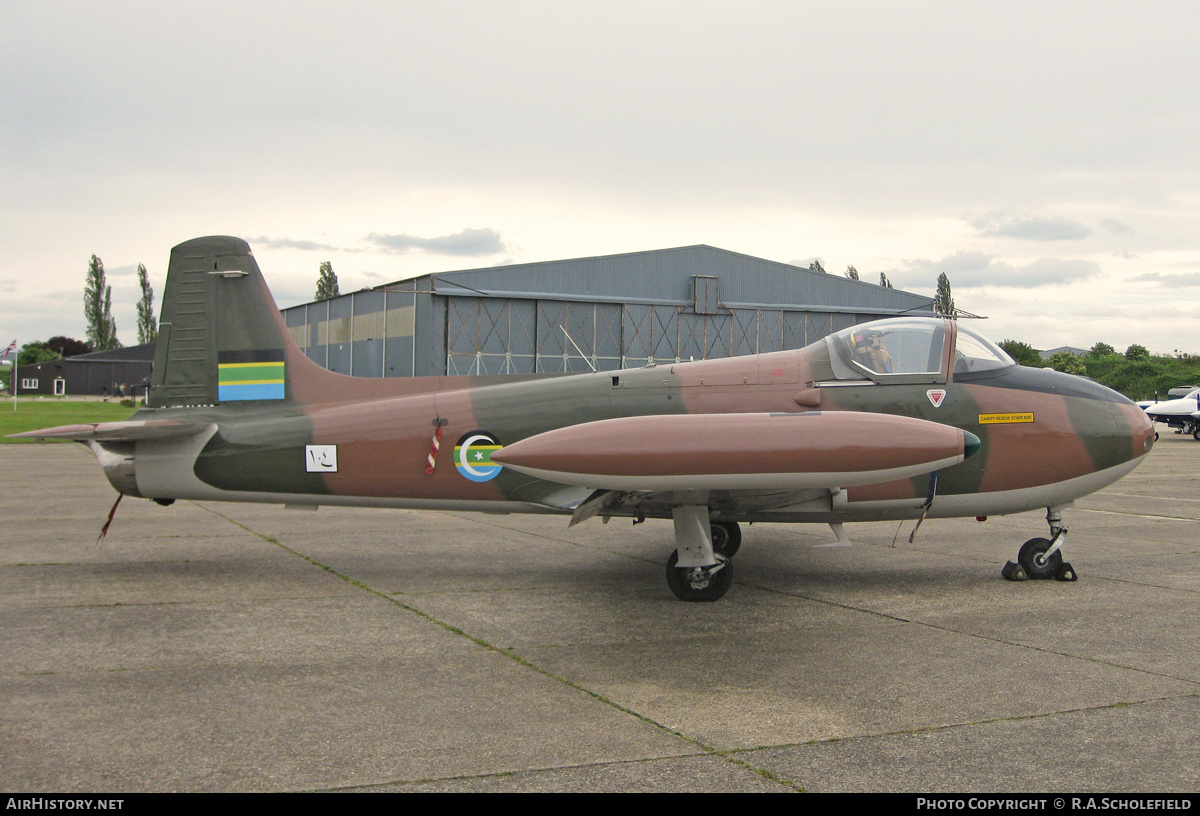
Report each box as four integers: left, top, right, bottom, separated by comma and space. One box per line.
1018, 537, 1062, 579
666, 550, 733, 602
710, 521, 742, 557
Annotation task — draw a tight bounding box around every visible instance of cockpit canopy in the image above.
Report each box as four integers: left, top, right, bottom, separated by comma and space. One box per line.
825, 318, 1015, 384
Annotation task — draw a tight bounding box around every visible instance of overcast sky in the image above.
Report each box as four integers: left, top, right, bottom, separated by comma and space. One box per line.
3, 1, 1198, 355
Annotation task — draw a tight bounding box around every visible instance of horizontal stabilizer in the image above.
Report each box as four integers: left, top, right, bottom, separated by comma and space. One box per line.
9, 419, 209, 442
492, 411, 980, 492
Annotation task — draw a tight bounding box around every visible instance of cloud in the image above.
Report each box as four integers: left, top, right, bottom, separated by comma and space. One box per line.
990, 257, 1102, 286
1132, 271, 1200, 287
1099, 219, 1134, 235
969, 213, 1093, 241
366, 228, 506, 257
898, 252, 1100, 288
248, 236, 349, 253
900, 250, 994, 280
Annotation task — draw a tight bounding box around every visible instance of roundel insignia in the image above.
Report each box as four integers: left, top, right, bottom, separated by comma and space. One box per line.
454, 432, 503, 482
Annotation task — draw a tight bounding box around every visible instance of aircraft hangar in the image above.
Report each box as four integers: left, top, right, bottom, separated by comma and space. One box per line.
278, 245, 936, 378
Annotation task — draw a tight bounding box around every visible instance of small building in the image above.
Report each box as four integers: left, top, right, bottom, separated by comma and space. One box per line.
1039, 346, 1089, 360
280, 245, 936, 377
11, 345, 155, 398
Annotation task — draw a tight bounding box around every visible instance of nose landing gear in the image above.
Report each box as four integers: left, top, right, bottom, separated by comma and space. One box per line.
1002, 507, 1078, 582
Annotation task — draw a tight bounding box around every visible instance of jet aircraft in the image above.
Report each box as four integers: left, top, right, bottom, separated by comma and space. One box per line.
16, 237, 1156, 601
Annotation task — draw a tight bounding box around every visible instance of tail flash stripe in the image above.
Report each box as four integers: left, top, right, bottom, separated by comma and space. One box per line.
218, 356, 285, 402
219, 382, 286, 401
219, 362, 285, 383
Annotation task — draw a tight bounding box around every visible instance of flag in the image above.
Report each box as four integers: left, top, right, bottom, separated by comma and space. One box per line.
1, 340, 15, 362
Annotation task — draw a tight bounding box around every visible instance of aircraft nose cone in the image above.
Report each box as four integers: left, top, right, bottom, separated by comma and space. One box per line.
963, 430, 982, 459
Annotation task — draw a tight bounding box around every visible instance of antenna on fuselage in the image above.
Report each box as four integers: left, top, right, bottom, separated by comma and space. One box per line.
892, 304, 988, 320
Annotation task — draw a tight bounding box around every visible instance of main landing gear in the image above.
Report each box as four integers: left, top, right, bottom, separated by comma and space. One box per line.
1002, 506, 1078, 582
665, 506, 740, 601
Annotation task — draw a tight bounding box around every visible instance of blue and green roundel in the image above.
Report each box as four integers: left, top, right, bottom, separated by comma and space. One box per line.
455, 432, 503, 482
218, 350, 286, 401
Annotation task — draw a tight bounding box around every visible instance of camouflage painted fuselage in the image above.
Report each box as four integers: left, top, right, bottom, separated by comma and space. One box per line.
25, 236, 1153, 530
124, 346, 1148, 525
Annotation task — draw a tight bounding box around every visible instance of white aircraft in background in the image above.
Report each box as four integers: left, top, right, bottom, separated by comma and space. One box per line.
1142, 388, 1200, 440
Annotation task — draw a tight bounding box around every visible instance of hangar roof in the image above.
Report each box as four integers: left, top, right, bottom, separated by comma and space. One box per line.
376, 245, 933, 315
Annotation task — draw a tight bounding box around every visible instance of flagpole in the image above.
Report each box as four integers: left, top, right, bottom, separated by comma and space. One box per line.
3, 339, 16, 411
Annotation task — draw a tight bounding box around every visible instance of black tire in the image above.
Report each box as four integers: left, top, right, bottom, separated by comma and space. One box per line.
666, 550, 733, 602
1193, 426, 1199, 441
710, 521, 742, 558
1018, 537, 1062, 579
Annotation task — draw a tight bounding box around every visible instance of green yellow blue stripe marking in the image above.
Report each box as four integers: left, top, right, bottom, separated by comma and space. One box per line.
219, 361, 285, 401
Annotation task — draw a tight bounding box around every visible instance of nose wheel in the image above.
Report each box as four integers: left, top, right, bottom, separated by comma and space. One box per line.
1002, 507, 1077, 582
1018, 537, 1063, 578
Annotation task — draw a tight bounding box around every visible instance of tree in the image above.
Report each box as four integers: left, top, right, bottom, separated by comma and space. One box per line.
879, 272, 893, 288
45, 336, 92, 357
84, 255, 120, 350
933, 272, 955, 317
1047, 351, 1086, 375
808, 259, 827, 275
1125, 343, 1149, 361
845, 265, 860, 281
137, 263, 157, 344
17, 341, 61, 366
999, 339, 1043, 367
1088, 341, 1116, 358
315, 261, 340, 301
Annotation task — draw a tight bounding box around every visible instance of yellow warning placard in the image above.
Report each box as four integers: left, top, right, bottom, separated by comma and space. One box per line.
978, 412, 1034, 424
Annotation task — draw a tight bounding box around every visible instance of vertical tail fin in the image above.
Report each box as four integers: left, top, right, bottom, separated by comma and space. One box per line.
149, 236, 294, 408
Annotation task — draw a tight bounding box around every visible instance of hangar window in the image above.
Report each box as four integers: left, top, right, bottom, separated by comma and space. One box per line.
22, 378, 38, 389
826, 319, 947, 384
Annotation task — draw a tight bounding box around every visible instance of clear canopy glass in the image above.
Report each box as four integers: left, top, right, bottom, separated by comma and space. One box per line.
826, 318, 1014, 381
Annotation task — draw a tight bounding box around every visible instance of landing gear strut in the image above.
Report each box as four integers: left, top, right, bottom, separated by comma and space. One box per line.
1002, 506, 1078, 582
665, 506, 739, 601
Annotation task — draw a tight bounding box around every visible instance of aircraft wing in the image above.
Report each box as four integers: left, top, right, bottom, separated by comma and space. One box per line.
492, 411, 980, 496
9, 419, 210, 442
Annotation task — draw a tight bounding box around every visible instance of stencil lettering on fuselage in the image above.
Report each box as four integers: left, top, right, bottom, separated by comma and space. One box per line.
305, 445, 338, 472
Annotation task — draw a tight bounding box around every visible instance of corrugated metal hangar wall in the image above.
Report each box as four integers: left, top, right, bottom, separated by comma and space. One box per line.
279, 245, 936, 378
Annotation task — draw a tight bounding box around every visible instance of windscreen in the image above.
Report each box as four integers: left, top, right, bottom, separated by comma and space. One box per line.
953, 324, 1016, 374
